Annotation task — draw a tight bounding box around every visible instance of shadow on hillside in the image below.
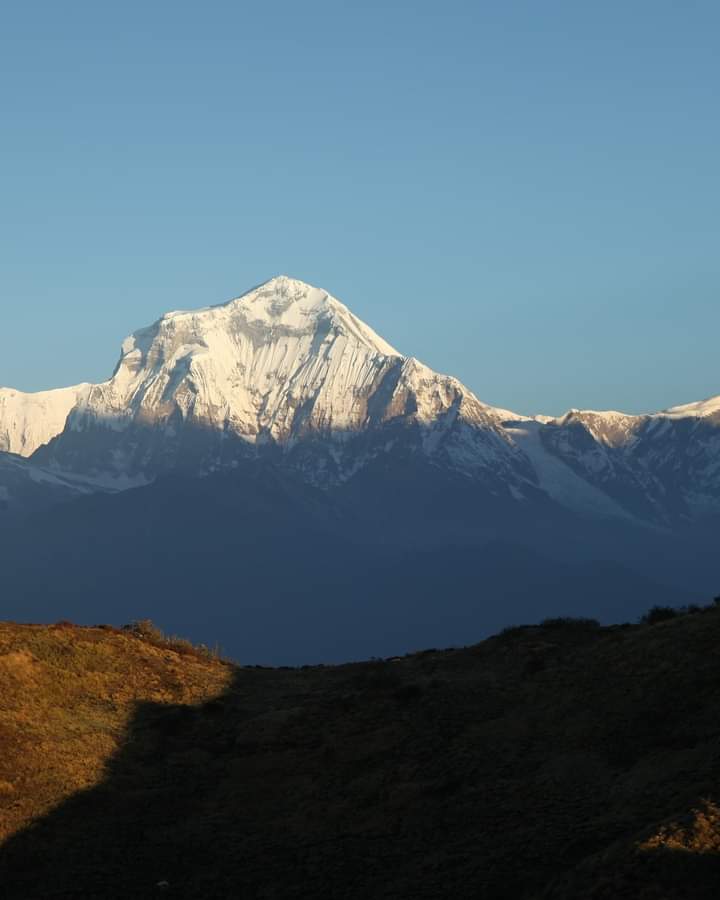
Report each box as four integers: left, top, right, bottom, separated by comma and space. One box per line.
0, 666, 264, 899
541, 840, 720, 900
2, 639, 720, 900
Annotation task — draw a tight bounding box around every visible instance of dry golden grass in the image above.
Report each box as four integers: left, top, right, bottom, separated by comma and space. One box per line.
0, 621, 232, 844
641, 801, 720, 855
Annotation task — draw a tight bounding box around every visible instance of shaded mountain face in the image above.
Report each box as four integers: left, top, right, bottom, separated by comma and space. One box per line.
0, 452, 97, 518
0, 460, 710, 664
1, 275, 719, 526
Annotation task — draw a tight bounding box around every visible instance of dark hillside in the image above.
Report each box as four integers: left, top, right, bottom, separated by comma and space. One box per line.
1, 610, 719, 898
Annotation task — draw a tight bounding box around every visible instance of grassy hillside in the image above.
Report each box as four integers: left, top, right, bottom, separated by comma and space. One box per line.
0, 621, 232, 849
0, 611, 719, 898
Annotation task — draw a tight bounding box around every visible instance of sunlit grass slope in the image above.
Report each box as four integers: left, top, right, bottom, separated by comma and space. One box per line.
0, 621, 232, 846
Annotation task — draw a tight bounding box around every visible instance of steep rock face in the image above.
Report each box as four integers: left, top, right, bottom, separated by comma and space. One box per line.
35, 277, 533, 491
0, 385, 90, 456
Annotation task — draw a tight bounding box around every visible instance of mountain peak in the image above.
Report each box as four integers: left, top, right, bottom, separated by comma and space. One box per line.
219, 276, 400, 357
38, 277, 525, 484
225, 275, 337, 328
147, 275, 397, 357
257, 274, 316, 291
0, 383, 91, 457
233, 274, 327, 307
661, 394, 720, 420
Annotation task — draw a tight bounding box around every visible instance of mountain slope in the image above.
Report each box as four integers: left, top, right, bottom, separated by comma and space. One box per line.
0, 451, 96, 517
1, 610, 719, 899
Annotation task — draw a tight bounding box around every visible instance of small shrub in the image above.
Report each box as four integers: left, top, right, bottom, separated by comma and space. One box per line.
164, 637, 196, 656
499, 625, 530, 639
540, 616, 600, 629
116, 621, 227, 662
123, 619, 166, 642
640, 606, 680, 625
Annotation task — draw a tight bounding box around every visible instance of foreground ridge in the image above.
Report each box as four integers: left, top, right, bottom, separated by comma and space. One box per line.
1, 609, 719, 898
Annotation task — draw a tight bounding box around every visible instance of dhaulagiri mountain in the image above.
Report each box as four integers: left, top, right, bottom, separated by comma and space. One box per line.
0, 276, 718, 661
2, 275, 720, 523
1, 611, 720, 899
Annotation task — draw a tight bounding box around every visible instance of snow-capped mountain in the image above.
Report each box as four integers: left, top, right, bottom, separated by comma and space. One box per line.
1, 276, 718, 527
0, 384, 90, 456
29, 276, 533, 491
529, 399, 720, 525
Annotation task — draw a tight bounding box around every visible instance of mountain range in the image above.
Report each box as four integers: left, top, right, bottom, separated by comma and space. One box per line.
1, 276, 717, 661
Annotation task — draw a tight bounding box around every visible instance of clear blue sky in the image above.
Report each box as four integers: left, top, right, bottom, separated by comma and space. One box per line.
1, 1, 718, 416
